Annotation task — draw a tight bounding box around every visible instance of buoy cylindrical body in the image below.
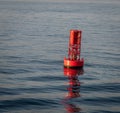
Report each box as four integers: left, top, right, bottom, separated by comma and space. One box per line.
64, 30, 84, 68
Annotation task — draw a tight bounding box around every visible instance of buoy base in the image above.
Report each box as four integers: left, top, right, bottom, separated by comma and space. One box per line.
64, 58, 84, 69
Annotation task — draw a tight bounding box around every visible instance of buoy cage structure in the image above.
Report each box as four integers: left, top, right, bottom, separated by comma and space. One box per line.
64, 30, 84, 68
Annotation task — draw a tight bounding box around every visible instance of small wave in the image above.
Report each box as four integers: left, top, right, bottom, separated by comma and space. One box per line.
82, 83, 120, 93
0, 98, 60, 112
0, 68, 32, 74
81, 96, 120, 106
25, 76, 67, 82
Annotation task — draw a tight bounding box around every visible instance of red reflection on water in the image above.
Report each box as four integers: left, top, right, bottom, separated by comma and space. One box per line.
63, 68, 84, 113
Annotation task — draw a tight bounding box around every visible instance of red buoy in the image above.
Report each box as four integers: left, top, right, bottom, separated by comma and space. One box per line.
64, 30, 84, 68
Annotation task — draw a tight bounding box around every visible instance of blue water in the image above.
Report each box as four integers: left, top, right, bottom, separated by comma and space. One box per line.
0, 0, 120, 113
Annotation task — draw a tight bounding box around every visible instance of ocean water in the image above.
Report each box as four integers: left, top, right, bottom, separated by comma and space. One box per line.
0, 0, 120, 113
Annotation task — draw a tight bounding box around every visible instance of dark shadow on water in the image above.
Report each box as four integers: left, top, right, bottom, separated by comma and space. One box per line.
63, 68, 84, 113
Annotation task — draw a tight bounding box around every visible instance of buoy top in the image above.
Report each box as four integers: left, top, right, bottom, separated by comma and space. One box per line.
69, 30, 82, 46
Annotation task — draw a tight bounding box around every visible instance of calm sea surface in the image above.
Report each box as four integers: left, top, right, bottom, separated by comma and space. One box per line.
0, 0, 120, 113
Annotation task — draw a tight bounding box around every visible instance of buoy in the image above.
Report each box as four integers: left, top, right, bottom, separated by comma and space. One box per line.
64, 30, 84, 68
